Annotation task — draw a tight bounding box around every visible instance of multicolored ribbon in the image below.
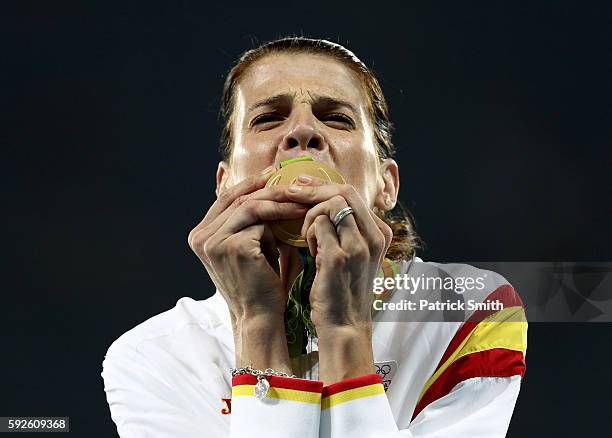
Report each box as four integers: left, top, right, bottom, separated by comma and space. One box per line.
277, 155, 403, 357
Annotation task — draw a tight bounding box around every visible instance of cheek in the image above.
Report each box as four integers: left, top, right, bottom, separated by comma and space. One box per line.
353, 174, 378, 208
229, 138, 277, 181
336, 150, 380, 207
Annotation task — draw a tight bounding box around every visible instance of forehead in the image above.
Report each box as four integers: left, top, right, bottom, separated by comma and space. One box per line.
237, 53, 366, 107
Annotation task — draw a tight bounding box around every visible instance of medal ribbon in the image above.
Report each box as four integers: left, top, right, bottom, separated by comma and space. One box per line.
283, 248, 401, 358
277, 155, 402, 357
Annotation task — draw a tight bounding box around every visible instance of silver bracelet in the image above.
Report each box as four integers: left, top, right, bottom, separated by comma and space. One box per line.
230, 365, 297, 400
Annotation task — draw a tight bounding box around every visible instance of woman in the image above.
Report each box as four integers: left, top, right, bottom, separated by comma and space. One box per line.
102, 37, 527, 437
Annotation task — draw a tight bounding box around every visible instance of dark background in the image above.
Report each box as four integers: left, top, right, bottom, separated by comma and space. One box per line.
3, 2, 611, 437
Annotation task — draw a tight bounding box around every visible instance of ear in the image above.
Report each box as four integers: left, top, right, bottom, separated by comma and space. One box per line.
373, 158, 399, 212
215, 161, 231, 198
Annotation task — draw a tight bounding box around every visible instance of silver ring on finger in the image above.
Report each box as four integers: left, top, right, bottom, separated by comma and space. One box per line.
333, 207, 354, 230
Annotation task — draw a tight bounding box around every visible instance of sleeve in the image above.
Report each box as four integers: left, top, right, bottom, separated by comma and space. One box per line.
320, 284, 528, 438
102, 342, 323, 438
230, 374, 323, 438
102, 344, 229, 438
319, 373, 522, 438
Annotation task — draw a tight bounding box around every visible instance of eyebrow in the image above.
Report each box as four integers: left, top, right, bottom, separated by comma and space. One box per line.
311, 95, 358, 116
247, 92, 359, 116
247, 93, 295, 113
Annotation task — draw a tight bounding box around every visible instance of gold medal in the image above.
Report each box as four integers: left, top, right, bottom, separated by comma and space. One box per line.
265, 156, 346, 247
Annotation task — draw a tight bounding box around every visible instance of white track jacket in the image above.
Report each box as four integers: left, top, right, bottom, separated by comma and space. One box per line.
102, 257, 527, 437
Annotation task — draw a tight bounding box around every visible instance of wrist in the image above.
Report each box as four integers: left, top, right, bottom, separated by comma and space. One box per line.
317, 324, 375, 385
232, 310, 285, 332
230, 300, 286, 324
311, 306, 372, 332
233, 314, 292, 374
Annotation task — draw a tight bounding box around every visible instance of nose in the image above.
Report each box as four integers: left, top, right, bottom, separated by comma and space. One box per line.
279, 111, 327, 154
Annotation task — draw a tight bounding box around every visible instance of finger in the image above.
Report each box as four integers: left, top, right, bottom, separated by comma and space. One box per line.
306, 215, 340, 257
191, 183, 295, 244
210, 167, 277, 217
369, 211, 393, 260
219, 200, 309, 237
296, 174, 331, 187
189, 180, 298, 256
300, 196, 359, 247
220, 226, 281, 284
288, 183, 379, 243
191, 167, 276, 235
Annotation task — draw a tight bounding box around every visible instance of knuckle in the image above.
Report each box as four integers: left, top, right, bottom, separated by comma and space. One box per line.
263, 199, 279, 218
329, 248, 349, 268
306, 223, 317, 239
236, 195, 251, 205
188, 228, 206, 253
217, 188, 234, 204
187, 228, 196, 250
241, 198, 258, 213
234, 194, 250, 207
382, 223, 393, 241
302, 185, 316, 200
350, 240, 369, 262
332, 195, 346, 206
314, 215, 327, 224
371, 233, 385, 254
339, 184, 354, 197
202, 236, 218, 260
380, 226, 393, 250
303, 208, 317, 225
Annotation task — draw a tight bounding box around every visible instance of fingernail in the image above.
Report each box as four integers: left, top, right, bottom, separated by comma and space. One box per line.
297, 174, 312, 184
261, 166, 275, 175
288, 185, 302, 193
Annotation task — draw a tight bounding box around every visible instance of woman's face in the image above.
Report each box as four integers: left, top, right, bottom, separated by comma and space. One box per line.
216, 53, 398, 211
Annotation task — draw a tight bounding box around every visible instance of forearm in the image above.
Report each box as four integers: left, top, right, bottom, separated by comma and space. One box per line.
317, 324, 375, 385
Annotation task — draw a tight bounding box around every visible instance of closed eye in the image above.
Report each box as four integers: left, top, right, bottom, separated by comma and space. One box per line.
250, 113, 285, 127
250, 112, 355, 130
321, 113, 355, 129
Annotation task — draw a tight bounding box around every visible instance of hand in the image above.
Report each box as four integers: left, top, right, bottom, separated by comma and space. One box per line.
188, 167, 308, 320
187, 167, 309, 371
286, 176, 393, 330
285, 176, 393, 383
